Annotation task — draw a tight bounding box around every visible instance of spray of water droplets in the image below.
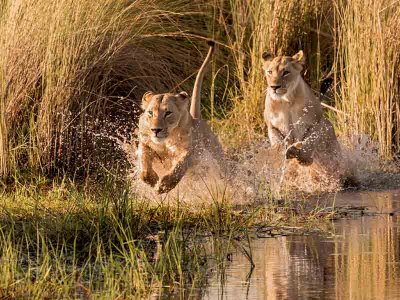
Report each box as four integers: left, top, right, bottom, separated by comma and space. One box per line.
97, 120, 399, 205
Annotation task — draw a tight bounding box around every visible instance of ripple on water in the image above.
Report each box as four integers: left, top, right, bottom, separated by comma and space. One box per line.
203, 190, 400, 300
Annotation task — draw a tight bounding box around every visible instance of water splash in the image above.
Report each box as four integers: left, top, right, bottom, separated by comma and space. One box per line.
103, 124, 399, 203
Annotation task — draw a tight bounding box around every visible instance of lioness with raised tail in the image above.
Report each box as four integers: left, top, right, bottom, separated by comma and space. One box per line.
137, 40, 224, 194
262, 50, 353, 185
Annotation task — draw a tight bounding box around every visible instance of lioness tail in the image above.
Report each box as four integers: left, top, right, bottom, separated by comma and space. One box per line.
190, 40, 215, 119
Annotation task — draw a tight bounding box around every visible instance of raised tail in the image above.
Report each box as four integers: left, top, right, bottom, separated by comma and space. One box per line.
190, 40, 215, 119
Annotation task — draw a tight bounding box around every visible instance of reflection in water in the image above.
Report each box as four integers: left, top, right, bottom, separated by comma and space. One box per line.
204, 190, 400, 300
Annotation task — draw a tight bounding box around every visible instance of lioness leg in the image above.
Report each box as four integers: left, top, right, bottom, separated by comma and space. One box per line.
267, 123, 286, 146
157, 150, 193, 194
138, 144, 159, 187
287, 118, 340, 166
200, 123, 227, 174
304, 118, 341, 158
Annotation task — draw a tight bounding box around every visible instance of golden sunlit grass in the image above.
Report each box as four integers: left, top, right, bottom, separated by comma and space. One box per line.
0, 0, 213, 176
1, 0, 399, 176
333, 0, 400, 158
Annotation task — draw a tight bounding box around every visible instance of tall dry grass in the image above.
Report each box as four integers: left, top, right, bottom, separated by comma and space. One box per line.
333, 0, 400, 158
0, 0, 212, 177
0, 0, 399, 178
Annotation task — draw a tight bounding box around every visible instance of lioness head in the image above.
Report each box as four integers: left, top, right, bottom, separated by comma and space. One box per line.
262, 50, 305, 100
140, 91, 189, 144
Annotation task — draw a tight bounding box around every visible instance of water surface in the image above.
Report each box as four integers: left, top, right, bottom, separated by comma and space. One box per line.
204, 190, 400, 299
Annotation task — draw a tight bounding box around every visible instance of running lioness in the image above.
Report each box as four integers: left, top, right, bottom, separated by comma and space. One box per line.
137, 41, 224, 194
262, 50, 351, 184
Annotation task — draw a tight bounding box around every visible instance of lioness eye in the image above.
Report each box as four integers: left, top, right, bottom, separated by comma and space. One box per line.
148, 111, 153, 117
267, 70, 272, 75
283, 70, 290, 76
165, 111, 172, 117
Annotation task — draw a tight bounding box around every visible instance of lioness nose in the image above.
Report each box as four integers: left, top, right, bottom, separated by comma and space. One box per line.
270, 85, 281, 91
151, 128, 162, 135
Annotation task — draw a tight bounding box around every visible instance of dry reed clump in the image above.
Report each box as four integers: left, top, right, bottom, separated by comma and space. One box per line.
333, 0, 400, 159
0, 0, 212, 178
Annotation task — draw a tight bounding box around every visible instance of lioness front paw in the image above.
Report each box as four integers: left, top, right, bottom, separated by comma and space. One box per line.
297, 155, 313, 166
285, 143, 302, 159
156, 175, 178, 194
286, 143, 313, 166
139, 169, 159, 187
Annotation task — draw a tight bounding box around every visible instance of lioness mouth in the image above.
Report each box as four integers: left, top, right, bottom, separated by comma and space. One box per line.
151, 136, 166, 144
274, 88, 287, 95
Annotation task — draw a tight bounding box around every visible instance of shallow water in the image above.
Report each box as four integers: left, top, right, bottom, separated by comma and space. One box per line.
203, 190, 400, 300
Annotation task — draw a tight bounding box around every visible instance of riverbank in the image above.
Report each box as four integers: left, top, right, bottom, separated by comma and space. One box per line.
0, 174, 338, 299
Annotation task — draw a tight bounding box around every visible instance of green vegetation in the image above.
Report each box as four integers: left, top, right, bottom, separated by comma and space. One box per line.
0, 176, 330, 298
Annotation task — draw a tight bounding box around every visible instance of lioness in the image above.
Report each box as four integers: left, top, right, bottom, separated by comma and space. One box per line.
137, 41, 224, 194
262, 50, 346, 183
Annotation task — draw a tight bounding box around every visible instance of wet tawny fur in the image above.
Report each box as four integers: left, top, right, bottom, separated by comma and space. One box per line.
262, 50, 349, 184
137, 41, 224, 194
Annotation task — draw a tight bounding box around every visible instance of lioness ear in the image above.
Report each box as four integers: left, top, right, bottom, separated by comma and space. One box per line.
141, 91, 154, 110
174, 91, 189, 108
175, 91, 189, 101
292, 50, 305, 65
262, 51, 273, 62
